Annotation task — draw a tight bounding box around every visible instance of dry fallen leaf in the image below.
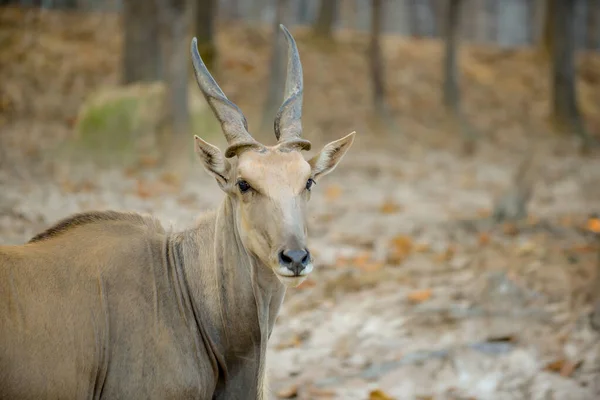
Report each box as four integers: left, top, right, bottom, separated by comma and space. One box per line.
414, 242, 430, 253
275, 334, 303, 350
379, 199, 402, 214
276, 384, 298, 399
544, 359, 580, 377
502, 222, 519, 236
135, 180, 154, 199
527, 214, 539, 225
325, 184, 342, 201
407, 288, 432, 303
569, 243, 596, 253
306, 386, 337, 398
477, 208, 491, 218
516, 240, 536, 256
159, 172, 180, 187
359, 262, 385, 273
387, 235, 414, 264
587, 217, 600, 233
559, 360, 580, 377
297, 278, 317, 289
433, 245, 455, 262
478, 232, 490, 246
138, 155, 160, 169
369, 389, 395, 400
559, 215, 574, 227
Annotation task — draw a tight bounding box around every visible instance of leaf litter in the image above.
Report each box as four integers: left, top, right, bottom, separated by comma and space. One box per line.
1, 7, 600, 400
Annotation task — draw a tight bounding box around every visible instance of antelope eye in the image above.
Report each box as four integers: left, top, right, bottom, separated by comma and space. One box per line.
237, 180, 252, 193
306, 178, 315, 191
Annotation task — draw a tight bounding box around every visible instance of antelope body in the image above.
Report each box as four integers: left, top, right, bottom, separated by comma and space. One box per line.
0, 26, 355, 400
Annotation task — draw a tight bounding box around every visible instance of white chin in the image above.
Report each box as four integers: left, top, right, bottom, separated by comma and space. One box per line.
276, 275, 308, 288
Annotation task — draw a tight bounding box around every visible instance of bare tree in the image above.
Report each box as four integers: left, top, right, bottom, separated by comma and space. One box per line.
261, 0, 291, 133
297, 0, 311, 25
369, 0, 385, 112
195, 0, 217, 71
443, 0, 461, 113
313, 0, 337, 39
548, 0, 592, 150
443, 0, 475, 153
409, 0, 436, 38
408, 0, 423, 37
587, 0, 600, 49
156, 0, 190, 148
122, 0, 162, 83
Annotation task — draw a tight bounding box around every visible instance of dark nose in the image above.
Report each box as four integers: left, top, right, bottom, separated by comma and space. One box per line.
278, 249, 310, 275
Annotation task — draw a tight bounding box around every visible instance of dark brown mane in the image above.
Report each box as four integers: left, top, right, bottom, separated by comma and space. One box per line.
28, 210, 164, 243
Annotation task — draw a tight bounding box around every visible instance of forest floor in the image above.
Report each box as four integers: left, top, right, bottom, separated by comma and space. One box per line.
2, 6, 600, 400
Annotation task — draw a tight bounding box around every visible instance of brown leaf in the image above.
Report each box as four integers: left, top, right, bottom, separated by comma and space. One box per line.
135, 180, 154, 199
407, 288, 432, 304
587, 217, 600, 233
334, 255, 351, 267
177, 193, 198, 206
325, 184, 342, 201
359, 262, 385, 273
544, 359, 580, 377
414, 243, 430, 253
369, 389, 395, 400
478, 232, 490, 246
352, 251, 372, 268
275, 334, 303, 350
379, 199, 402, 214
502, 222, 519, 236
477, 208, 491, 218
387, 235, 414, 264
544, 359, 565, 373
569, 243, 596, 253
276, 384, 298, 399
138, 155, 160, 169
559, 215, 574, 227
159, 172, 181, 187
297, 278, 316, 289
306, 386, 336, 398
433, 245, 455, 262
559, 360, 580, 377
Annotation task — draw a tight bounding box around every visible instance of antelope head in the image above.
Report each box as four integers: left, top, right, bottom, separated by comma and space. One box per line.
190, 25, 355, 287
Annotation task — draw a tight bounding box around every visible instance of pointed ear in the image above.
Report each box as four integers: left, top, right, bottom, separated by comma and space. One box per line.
308, 131, 355, 181
194, 135, 230, 188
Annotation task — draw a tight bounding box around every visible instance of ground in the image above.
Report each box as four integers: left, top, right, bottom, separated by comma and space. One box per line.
1, 7, 600, 400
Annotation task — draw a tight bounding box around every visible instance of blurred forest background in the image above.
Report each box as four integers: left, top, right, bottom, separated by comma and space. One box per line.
2, 0, 600, 399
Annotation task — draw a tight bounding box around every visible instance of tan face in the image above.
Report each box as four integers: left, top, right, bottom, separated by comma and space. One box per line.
233, 149, 313, 286
194, 132, 355, 288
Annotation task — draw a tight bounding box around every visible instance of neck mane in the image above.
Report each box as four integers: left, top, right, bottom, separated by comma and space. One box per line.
171, 197, 286, 398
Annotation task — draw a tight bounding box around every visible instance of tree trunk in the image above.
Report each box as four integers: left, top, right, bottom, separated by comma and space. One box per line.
443, 0, 462, 113
587, 0, 600, 49
408, 0, 422, 37
443, 0, 476, 153
540, 0, 554, 59
195, 0, 217, 71
484, 0, 497, 42
297, 0, 311, 25
122, 0, 162, 84
261, 0, 290, 133
314, 0, 337, 38
369, 0, 385, 111
157, 0, 190, 141
550, 0, 590, 145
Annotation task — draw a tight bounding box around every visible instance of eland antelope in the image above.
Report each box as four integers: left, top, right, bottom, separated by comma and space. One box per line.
0, 25, 355, 399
